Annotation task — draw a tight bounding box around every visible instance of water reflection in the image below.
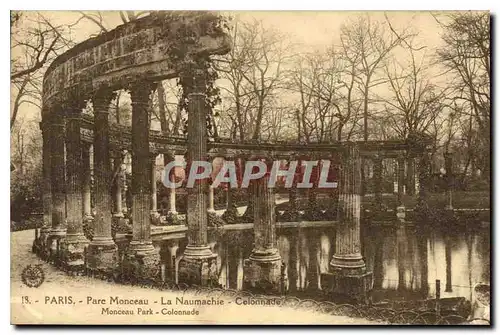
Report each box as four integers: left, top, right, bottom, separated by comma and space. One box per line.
159, 223, 490, 303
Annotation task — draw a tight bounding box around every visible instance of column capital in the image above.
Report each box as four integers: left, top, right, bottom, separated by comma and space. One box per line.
92, 88, 116, 113
180, 68, 207, 95
129, 81, 155, 105
60, 88, 87, 115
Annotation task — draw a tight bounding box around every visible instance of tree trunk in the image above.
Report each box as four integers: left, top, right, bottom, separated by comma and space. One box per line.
157, 82, 168, 134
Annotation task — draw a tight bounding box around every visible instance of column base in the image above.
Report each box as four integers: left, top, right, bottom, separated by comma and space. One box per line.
243, 249, 282, 294
47, 228, 67, 263
59, 233, 89, 272
86, 237, 118, 276
112, 212, 124, 223
178, 245, 218, 286
321, 271, 373, 304
330, 254, 367, 274
122, 241, 160, 283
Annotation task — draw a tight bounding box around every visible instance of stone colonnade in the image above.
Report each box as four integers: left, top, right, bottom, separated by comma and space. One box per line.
34, 72, 208, 279
367, 152, 430, 221
34, 77, 430, 301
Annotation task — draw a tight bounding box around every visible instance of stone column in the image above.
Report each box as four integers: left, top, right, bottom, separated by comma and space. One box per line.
240, 155, 255, 223
321, 143, 372, 303
37, 119, 52, 257
150, 153, 160, 223
177, 70, 218, 286
163, 152, 178, 215
121, 152, 130, 215
243, 159, 282, 294
49, 107, 67, 246
396, 154, 406, 221
373, 154, 383, 212
208, 179, 215, 213
82, 143, 92, 221
221, 154, 239, 224
59, 99, 89, 270
47, 107, 66, 263
123, 82, 160, 281
86, 90, 118, 274
111, 153, 125, 228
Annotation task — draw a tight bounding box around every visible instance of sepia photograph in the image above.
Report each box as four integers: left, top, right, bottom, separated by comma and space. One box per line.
10, 10, 491, 325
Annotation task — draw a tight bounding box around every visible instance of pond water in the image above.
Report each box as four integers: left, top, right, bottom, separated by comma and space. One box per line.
159, 222, 490, 309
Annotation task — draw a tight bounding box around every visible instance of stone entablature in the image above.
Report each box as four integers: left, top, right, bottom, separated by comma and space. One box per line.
42, 11, 230, 111
79, 114, 431, 158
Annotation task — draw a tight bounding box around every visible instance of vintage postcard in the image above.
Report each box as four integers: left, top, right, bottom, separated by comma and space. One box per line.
10, 10, 490, 325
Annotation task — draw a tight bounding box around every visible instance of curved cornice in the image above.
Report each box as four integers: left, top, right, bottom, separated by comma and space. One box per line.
42, 11, 231, 112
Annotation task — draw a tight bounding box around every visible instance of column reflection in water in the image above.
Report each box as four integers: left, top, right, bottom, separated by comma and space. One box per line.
417, 228, 429, 297
306, 230, 320, 291
214, 241, 225, 288
277, 235, 290, 292
162, 221, 489, 302
319, 232, 331, 276
372, 227, 385, 290
287, 233, 298, 292
299, 231, 308, 290
226, 233, 239, 290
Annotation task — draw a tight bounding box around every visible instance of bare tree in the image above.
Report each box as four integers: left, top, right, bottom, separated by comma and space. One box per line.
339, 14, 413, 141
10, 11, 78, 128
287, 50, 349, 142
150, 80, 184, 136
215, 18, 291, 141
436, 12, 490, 179
381, 36, 443, 140
10, 11, 74, 81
